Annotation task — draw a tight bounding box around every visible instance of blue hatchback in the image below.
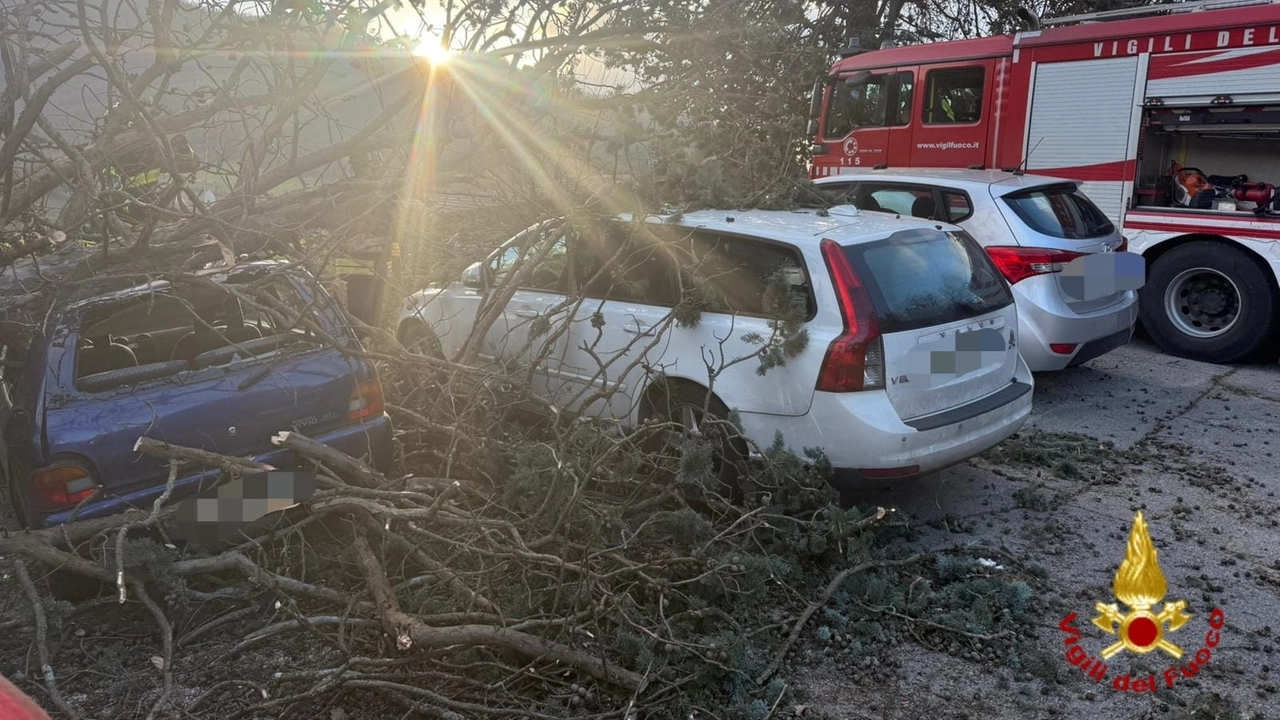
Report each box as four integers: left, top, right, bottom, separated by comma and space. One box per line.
0, 261, 393, 528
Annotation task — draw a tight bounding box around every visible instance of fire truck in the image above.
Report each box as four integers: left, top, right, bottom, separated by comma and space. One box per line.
807, 0, 1280, 364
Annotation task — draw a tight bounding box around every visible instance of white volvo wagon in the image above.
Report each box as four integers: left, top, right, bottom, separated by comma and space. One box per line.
397, 207, 1032, 484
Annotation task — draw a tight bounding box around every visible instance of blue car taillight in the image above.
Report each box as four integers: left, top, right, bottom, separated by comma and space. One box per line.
28, 463, 100, 512
349, 378, 385, 422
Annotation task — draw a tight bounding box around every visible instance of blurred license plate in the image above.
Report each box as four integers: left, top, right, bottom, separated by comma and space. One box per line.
1060, 252, 1145, 303
904, 327, 1007, 387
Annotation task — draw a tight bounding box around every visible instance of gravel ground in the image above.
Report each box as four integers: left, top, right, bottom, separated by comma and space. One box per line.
796, 337, 1280, 720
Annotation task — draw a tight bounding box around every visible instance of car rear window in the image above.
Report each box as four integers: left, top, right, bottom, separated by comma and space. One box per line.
73, 274, 321, 391
1003, 184, 1115, 239
844, 229, 1013, 333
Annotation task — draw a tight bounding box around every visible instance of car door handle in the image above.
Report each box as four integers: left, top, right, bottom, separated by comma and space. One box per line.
623, 324, 654, 336
513, 309, 539, 318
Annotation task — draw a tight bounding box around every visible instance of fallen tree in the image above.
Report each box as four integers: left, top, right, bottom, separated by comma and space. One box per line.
0, 261, 1046, 716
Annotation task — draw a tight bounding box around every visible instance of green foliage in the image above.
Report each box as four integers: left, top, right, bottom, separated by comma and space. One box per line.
983, 430, 1140, 483
820, 606, 849, 630
615, 627, 654, 671
676, 436, 718, 491
638, 507, 715, 553
936, 553, 981, 581
1006, 639, 1063, 684
1012, 484, 1056, 512
673, 299, 703, 329
722, 699, 770, 720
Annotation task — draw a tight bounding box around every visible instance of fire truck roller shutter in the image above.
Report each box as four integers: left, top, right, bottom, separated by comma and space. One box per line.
1024, 57, 1142, 223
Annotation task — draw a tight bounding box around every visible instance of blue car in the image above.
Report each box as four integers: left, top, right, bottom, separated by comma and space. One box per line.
0, 261, 393, 529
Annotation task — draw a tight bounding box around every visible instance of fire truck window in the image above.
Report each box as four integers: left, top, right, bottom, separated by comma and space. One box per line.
894, 71, 914, 126
941, 190, 973, 222
824, 75, 888, 138
922, 67, 985, 124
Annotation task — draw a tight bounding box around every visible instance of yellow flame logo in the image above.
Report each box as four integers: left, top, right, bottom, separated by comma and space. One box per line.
1114, 510, 1167, 609
1093, 511, 1191, 659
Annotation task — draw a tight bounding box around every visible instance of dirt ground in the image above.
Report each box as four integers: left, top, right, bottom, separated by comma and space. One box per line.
793, 336, 1280, 720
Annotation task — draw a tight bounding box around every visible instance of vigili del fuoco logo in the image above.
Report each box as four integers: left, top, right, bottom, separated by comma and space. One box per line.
1058, 511, 1227, 693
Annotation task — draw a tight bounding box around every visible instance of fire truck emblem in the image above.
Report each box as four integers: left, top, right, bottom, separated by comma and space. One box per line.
842, 137, 859, 156
1092, 511, 1191, 659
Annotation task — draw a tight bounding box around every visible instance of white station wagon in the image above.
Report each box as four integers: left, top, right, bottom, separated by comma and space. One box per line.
397, 207, 1033, 485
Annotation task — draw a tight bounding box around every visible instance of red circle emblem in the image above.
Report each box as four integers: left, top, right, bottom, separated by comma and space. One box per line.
1127, 616, 1159, 647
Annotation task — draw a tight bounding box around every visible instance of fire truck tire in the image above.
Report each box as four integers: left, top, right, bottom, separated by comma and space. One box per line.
1140, 241, 1280, 363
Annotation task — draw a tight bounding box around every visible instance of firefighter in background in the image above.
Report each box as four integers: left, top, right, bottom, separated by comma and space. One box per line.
107, 132, 202, 224
321, 149, 394, 330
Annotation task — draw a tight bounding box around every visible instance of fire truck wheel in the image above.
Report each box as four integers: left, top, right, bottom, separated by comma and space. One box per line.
1140, 241, 1280, 364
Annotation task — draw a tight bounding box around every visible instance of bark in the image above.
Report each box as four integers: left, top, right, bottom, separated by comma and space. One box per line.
271, 431, 385, 489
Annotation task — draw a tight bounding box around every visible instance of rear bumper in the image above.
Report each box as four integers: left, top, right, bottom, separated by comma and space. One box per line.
1067, 326, 1134, 367
1013, 281, 1138, 372
38, 415, 394, 528
735, 366, 1032, 485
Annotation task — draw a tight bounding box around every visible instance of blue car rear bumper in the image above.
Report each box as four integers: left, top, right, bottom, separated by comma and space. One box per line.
40, 415, 394, 527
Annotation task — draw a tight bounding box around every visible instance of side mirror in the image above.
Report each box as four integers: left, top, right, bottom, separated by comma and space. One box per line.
461, 261, 484, 289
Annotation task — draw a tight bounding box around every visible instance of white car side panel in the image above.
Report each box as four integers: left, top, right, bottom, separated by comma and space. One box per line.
399, 287, 483, 359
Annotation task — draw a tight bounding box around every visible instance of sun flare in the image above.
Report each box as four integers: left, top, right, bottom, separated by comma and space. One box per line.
413, 40, 453, 66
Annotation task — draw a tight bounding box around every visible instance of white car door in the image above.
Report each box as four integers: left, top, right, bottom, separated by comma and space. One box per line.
480, 225, 574, 401
552, 221, 682, 420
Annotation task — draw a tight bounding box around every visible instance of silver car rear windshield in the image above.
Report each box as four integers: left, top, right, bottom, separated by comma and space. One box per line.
843, 229, 1013, 334
1003, 184, 1115, 239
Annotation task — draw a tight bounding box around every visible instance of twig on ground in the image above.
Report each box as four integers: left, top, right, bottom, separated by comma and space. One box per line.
350, 528, 645, 690
14, 560, 83, 720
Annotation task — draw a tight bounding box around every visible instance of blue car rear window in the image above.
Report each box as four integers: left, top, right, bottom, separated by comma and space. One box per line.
72, 274, 323, 391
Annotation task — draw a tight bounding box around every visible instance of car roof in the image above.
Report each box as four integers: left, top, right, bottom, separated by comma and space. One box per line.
812, 168, 1079, 197
635, 207, 960, 248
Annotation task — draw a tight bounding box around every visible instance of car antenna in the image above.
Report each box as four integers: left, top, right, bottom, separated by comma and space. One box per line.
1012, 137, 1044, 176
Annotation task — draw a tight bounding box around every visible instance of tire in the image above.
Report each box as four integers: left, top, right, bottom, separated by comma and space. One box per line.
1139, 241, 1280, 363
398, 321, 444, 359
642, 383, 747, 501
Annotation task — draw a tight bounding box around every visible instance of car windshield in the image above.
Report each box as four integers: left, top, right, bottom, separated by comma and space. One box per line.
844, 229, 1013, 333
1003, 184, 1115, 239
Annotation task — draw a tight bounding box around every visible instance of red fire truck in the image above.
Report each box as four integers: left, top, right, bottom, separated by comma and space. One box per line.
807, 0, 1280, 363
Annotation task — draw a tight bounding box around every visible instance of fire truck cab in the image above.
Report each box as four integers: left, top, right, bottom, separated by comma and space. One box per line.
808, 0, 1280, 364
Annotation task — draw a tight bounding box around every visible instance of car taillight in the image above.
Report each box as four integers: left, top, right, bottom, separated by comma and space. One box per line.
349, 378, 386, 422
985, 246, 1085, 285
1116, 237, 1128, 253
817, 238, 884, 392
28, 464, 99, 512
